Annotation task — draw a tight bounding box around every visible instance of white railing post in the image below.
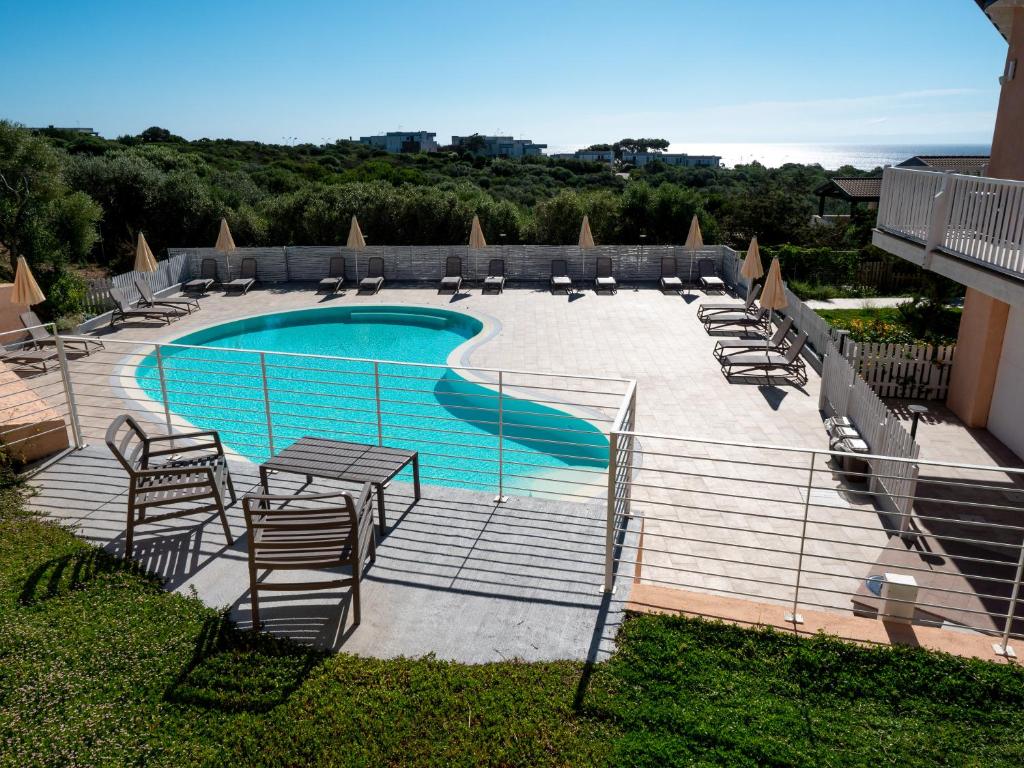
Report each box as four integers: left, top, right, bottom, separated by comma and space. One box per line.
994, 539, 1024, 658
494, 371, 507, 503
786, 451, 816, 625
604, 430, 619, 593
924, 172, 955, 260
259, 352, 275, 456
373, 361, 383, 447
154, 345, 174, 437
53, 334, 84, 449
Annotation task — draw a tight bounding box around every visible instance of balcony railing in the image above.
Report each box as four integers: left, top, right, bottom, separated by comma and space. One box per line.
876, 167, 1024, 281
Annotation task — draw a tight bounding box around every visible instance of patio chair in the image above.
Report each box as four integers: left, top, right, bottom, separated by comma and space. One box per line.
134, 274, 200, 314
713, 316, 794, 360
108, 286, 183, 327
183, 258, 218, 294
439, 256, 463, 293
224, 258, 257, 294
697, 259, 726, 293
242, 486, 376, 630
106, 414, 236, 558
483, 258, 506, 293
20, 311, 104, 355
720, 331, 808, 384
319, 255, 346, 294
593, 256, 617, 294
696, 284, 763, 320
659, 256, 683, 293
0, 345, 58, 374
703, 305, 771, 334
550, 259, 573, 294
359, 256, 385, 294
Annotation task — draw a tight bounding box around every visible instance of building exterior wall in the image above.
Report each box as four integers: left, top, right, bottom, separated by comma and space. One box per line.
450, 136, 547, 158
621, 152, 722, 168
988, 303, 1024, 458
358, 132, 438, 153
0, 284, 29, 337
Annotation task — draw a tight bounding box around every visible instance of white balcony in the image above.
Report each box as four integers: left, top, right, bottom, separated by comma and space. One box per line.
874, 167, 1024, 302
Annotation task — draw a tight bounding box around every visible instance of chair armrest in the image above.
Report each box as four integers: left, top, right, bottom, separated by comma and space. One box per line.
134, 465, 217, 482
243, 491, 357, 505
145, 430, 223, 444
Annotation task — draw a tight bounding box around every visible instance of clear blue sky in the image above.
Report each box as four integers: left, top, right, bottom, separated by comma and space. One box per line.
0, 0, 1007, 149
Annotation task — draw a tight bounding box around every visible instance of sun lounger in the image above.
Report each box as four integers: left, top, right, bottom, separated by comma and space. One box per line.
713, 316, 794, 360
359, 256, 385, 294
108, 286, 183, 327
319, 255, 346, 293
20, 311, 104, 355
550, 259, 573, 294
659, 256, 683, 293
698, 259, 726, 293
134, 274, 200, 313
697, 284, 763, 320
483, 259, 506, 293
183, 258, 218, 294
720, 331, 808, 384
242, 486, 376, 630
0, 346, 58, 373
224, 258, 256, 294
594, 256, 617, 294
439, 256, 463, 293
703, 306, 770, 333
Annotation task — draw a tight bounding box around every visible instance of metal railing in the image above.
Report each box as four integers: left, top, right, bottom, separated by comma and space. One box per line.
603, 431, 1024, 657
877, 166, 1024, 279
0, 325, 83, 461
54, 335, 634, 503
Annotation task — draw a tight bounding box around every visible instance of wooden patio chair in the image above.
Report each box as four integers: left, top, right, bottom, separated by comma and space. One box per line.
242, 485, 376, 630
106, 414, 236, 557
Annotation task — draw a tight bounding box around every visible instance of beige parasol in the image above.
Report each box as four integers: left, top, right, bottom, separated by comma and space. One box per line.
215, 218, 236, 252
579, 215, 595, 276
11, 256, 45, 305
134, 232, 158, 273
740, 235, 765, 298
469, 215, 487, 249
346, 215, 366, 249
684, 214, 704, 292
760, 256, 788, 329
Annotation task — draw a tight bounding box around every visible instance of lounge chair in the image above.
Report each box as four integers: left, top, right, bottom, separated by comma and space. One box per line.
659, 256, 683, 293
697, 259, 726, 293
108, 286, 183, 327
550, 259, 573, 294
0, 346, 58, 373
20, 311, 104, 355
134, 274, 200, 314
697, 284, 763, 321
713, 316, 795, 360
594, 256, 617, 294
224, 258, 257, 294
720, 331, 808, 384
483, 259, 506, 293
183, 258, 218, 294
242, 486, 376, 630
319, 255, 346, 294
360, 256, 385, 294
703, 305, 770, 333
106, 414, 236, 558
439, 256, 463, 293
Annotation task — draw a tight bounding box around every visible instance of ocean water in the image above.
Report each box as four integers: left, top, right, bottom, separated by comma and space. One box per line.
666, 143, 991, 171
135, 305, 607, 496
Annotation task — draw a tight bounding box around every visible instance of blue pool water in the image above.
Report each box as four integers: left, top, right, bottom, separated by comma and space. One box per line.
135, 306, 608, 495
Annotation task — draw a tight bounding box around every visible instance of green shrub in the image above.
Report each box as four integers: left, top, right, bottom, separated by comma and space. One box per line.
788, 280, 839, 301
42, 269, 88, 319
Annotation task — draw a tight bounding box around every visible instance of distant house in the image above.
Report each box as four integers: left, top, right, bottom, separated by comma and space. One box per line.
358, 131, 439, 153
550, 149, 615, 166
450, 135, 547, 158
814, 177, 883, 216
895, 155, 990, 175
30, 126, 99, 136
620, 152, 722, 168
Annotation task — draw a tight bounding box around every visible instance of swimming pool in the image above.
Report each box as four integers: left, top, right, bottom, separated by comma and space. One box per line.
135, 306, 609, 495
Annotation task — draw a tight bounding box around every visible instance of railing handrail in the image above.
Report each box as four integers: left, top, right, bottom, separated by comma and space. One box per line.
885, 165, 1024, 189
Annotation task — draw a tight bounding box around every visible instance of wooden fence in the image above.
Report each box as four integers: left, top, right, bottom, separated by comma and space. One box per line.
845, 342, 955, 400
83, 252, 191, 318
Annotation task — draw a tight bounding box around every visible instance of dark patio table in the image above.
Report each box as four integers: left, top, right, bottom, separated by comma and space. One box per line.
259, 436, 420, 535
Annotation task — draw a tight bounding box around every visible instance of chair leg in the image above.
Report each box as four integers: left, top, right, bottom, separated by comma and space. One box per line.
214, 495, 234, 546
224, 468, 238, 505
125, 489, 136, 558
351, 572, 361, 627
249, 568, 260, 631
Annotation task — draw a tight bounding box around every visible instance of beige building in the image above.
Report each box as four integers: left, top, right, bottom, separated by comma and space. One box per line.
873, 0, 1024, 461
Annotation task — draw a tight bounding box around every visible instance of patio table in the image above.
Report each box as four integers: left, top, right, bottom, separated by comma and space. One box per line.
259, 436, 420, 535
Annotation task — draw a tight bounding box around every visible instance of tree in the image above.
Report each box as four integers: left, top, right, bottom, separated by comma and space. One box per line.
614, 138, 670, 156
0, 121, 101, 275
458, 134, 488, 156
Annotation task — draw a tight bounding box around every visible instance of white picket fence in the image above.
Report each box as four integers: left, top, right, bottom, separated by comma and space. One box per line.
845, 342, 955, 400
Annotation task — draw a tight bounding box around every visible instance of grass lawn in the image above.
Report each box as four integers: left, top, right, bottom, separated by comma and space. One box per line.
2, 480, 1024, 767
817, 305, 962, 346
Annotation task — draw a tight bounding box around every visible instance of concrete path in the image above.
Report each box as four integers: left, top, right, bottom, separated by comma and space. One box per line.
804, 297, 911, 309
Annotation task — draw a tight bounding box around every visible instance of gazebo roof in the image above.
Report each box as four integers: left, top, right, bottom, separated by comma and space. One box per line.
814, 177, 883, 203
